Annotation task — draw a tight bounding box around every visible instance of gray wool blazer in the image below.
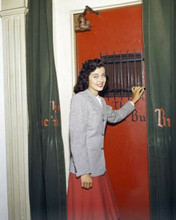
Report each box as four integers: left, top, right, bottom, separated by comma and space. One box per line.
69, 89, 135, 177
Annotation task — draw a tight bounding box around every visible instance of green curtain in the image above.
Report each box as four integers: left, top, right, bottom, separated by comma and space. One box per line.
143, 0, 176, 219
26, 0, 67, 219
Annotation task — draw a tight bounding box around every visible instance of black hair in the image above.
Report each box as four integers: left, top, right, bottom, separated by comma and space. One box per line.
74, 58, 106, 94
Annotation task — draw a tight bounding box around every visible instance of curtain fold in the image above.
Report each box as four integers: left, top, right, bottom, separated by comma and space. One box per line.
143, 0, 176, 219
26, 0, 67, 219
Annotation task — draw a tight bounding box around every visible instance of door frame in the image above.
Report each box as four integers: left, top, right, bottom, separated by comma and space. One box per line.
53, 0, 142, 185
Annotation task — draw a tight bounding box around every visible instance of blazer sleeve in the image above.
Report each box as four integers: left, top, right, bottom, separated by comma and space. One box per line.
106, 101, 135, 123
69, 94, 91, 177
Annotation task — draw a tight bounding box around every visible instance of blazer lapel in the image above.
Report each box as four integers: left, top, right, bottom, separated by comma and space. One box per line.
85, 89, 103, 114
85, 89, 108, 120
100, 97, 107, 118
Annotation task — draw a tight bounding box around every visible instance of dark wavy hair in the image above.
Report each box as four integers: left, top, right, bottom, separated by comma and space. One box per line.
74, 58, 106, 94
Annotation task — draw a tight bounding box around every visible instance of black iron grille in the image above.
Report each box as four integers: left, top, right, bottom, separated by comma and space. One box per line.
100, 51, 144, 99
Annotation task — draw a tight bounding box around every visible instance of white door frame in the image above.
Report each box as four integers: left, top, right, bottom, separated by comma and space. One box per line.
53, 0, 142, 185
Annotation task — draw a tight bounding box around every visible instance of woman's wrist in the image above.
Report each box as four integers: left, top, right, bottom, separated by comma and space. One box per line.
130, 100, 135, 106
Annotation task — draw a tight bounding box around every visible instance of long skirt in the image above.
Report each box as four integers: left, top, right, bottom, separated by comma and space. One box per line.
67, 172, 120, 220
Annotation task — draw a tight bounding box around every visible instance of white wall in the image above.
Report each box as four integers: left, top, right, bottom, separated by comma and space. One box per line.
2, 0, 25, 10
53, 0, 142, 185
0, 0, 8, 219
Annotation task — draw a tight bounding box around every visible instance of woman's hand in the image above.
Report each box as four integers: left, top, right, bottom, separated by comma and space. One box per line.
81, 174, 92, 189
131, 86, 145, 104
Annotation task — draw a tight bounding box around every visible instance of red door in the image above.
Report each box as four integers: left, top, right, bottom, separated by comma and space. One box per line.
76, 5, 150, 220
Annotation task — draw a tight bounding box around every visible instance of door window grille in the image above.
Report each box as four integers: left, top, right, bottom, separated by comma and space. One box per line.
100, 51, 144, 99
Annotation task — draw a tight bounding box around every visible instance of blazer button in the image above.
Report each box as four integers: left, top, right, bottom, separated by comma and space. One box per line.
102, 133, 104, 136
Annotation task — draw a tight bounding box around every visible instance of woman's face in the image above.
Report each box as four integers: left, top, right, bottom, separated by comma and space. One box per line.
88, 67, 106, 96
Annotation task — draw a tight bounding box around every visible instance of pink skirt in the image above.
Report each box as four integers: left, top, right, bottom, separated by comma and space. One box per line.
67, 172, 120, 220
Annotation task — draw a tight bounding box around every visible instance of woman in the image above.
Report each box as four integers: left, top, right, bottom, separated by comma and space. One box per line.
67, 58, 145, 220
